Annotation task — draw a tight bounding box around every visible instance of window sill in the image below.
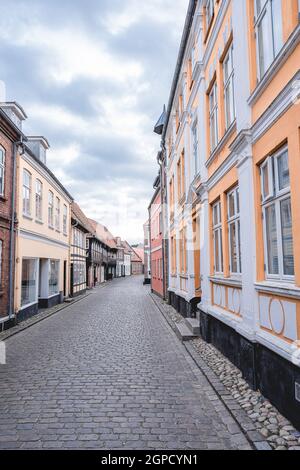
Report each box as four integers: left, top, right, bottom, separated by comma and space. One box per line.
0, 195, 7, 202
206, 120, 236, 168
210, 276, 242, 288
48, 225, 54, 230
254, 281, 300, 299
23, 214, 33, 221
35, 219, 43, 225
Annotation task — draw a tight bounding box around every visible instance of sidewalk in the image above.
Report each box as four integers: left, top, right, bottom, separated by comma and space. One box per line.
150, 292, 300, 451
0, 289, 97, 342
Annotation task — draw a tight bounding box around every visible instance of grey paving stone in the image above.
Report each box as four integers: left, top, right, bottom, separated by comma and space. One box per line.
0, 276, 252, 450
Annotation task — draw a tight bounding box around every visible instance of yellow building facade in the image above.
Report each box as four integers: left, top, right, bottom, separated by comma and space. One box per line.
15, 136, 72, 321
163, 0, 300, 427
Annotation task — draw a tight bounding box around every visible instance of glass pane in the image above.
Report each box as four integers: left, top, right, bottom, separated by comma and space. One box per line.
21, 259, 37, 306
0, 167, 3, 194
280, 198, 294, 276
257, 11, 272, 77
265, 204, 279, 274
49, 260, 59, 295
228, 191, 235, 218
271, 0, 283, 56
229, 222, 238, 273
0, 149, 3, 164
214, 231, 220, 272
213, 205, 218, 226
262, 162, 270, 199
238, 220, 242, 273
277, 151, 290, 190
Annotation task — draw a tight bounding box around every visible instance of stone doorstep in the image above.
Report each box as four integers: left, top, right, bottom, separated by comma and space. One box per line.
174, 321, 199, 342
185, 317, 201, 336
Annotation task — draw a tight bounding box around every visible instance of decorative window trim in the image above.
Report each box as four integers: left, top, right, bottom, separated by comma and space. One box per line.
223, 43, 236, 131
227, 186, 241, 275
212, 200, 223, 274
35, 179, 43, 222
209, 81, 219, 153
0, 146, 5, 197
22, 169, 32, 217
260, 146, 294, 281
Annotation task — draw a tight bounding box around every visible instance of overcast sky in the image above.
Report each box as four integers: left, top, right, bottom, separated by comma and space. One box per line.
0, 0, 188, 243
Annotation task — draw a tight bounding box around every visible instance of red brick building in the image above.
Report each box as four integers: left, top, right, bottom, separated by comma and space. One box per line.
0, 103, 25, 328
149, 174, 164, 298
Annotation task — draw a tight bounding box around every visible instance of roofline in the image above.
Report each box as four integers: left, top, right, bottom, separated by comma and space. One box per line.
148, 183, 161, 211
162, 0, 197, 142
24, 144, 73, 201
27, 135, 50, 149
0, 108, 27, 140
0, 101, 28, 119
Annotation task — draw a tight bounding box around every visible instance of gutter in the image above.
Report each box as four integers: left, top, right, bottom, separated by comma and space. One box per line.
9, 139, 25, 320
162, 0, 197, 143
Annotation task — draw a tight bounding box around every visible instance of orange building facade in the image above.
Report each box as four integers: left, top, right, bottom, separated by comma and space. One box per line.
161, 0, 300, 427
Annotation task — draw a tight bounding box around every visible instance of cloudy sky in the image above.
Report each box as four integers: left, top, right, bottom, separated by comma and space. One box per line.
0, 0, 188, 243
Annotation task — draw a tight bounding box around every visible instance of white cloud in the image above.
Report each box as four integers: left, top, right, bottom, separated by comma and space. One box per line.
0, 0, 188, 243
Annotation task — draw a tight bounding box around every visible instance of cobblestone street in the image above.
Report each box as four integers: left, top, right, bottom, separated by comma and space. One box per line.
0, 276, 252, 450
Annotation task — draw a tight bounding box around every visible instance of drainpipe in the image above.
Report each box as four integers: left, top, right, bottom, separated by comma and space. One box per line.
157, 144, 167, 301
9, 139, 25, 320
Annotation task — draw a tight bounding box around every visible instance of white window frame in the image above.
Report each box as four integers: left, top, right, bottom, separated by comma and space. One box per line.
254, 0, 283, 80
209, 82, 219, 152
48, 191, 54, 228
227, 187, 241, 275
206, 0, 214, 29
21, 257, 39, 308
192, 120, 199, 176
63, 204, 68, 235
223, 44, 236, 130
55, 197, 60, 231
212, 201, 223, 274
35, 179, 43, 221
0, 146, 5, 197
261, 146, 294, 281
23, 169, 32, 217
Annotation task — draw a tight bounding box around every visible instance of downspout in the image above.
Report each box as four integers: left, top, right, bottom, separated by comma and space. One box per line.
157, 146, 167, 300
9, 139, 25, 320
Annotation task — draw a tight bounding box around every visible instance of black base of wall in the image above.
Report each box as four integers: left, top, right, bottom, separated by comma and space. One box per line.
0, 317, 16, 331
38, 292, 62, 309
71, 289, 86, 298
168, 292, 200, 319
143, 279, 151, 285
200, 310, 300, 430
17, 303, 39, 323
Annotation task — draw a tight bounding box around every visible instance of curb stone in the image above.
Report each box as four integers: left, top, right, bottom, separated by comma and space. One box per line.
149, 292, 272, 451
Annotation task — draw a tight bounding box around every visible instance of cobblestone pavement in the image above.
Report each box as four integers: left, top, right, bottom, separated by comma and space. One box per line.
0, 276, 252, 450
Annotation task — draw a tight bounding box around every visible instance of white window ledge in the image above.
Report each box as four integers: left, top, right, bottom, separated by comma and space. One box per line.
255, 281, 300, 299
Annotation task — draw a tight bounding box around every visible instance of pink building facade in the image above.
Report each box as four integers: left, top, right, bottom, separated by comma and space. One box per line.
149, 175, 163, 298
